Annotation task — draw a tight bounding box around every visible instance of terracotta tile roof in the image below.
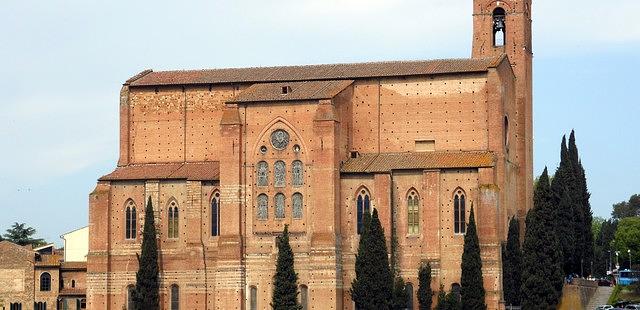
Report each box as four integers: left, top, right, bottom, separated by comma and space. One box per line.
341, 151, 495, 173
99, 162, 219, 181
228, 80, 353, 103
127, 56, 503, 87
60, 261, 87, 270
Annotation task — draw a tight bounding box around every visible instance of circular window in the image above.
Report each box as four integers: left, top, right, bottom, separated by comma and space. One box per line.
270, 129, 290, 150
260, 145, 267, 154
293, 144, 301, 153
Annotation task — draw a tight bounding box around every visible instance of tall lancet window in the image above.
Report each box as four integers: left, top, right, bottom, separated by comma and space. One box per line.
211, 192, 220, 236
454, 189, 467, 234
168, 200, 179, 239
257, 194, 268, 220
274, 161, 286, 187
292, 160, 304, 187
257, 161, 269, 187
407, 190, 420, 235
275, 193, 285, 219
493, 7, 506, 47
125, 200, 137, 240
356, 189, 371, 235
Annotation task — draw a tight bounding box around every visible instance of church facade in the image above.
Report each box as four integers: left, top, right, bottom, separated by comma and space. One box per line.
87, 0, 533, 309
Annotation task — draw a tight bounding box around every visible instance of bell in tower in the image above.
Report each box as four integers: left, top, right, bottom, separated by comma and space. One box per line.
493, 7, 506, 47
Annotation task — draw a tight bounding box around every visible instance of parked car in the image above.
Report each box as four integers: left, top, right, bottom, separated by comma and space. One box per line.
596, 305, 613, 310
624, 305, 640, 310
599, 278, 613, 286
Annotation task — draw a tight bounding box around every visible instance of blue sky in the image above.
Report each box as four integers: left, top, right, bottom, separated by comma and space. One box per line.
1, 0, 638, 245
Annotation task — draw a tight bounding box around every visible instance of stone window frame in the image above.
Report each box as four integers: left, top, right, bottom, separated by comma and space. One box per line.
454, 188, 467, 235
407, 189, 420, 235
167, 199, 179, 239
211, 191, 221, 237
356, 187, 372, 235
124, 199, 137, 240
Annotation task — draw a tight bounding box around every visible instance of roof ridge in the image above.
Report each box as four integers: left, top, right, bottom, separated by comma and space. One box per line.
147, 56, 498, 74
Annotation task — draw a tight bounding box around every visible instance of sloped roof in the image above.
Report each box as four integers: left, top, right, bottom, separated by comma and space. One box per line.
228, 80, 353, 103
126, 56, 504, 87
341, 151, 495, 173
99, 162, 219, 181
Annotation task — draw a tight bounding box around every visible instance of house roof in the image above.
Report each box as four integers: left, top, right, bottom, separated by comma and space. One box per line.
61, 261, 87, 270
341, 151, 495, 173
126, 55, 505, 87
99, 161, 220, 181
228, 80, 353, 103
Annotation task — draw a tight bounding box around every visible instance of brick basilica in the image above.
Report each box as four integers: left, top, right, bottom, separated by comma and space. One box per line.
87, 0, 533, 308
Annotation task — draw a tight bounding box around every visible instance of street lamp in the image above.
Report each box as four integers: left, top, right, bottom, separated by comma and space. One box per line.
628, 249, 632, 270
616, 251, 620, 271
608, 250, 612, 275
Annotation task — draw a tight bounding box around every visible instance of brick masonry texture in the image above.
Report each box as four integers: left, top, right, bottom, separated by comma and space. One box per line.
88, 0, 533, 309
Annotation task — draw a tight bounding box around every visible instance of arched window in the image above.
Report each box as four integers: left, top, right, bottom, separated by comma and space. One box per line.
257, 161, 269, 187
125, 200, 137, 240
407, 190, 420, 234
127, 285, 135, 310
257, 194, 268, 220
406, 283, 414, 309
10, 302, 23, 310
170, 284, 179, 310
292, 160, 304, 187
34, 302, 45, 310
274, 161, 286, 187
300, 285, 308, 310
292, 193, 303, 219
493, 7, 506, 47
275, 193, 285, 219
40, 272, 51, 291
249, 285, 258, 310
71, 280, 76, 288
211, 192, 220, 237
504, 116, 509, 148
168, 200, 179, 239
454, 189, 467, 234
356, 189, 371, 235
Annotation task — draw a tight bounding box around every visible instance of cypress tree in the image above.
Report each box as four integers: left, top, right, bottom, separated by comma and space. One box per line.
503, 217, 522, 306
391, 276, 408, 310
551, 136, 578, 275
521, 168, 564, 309
271, 225, 302, 310
417, 262, 433, 310
435, 285, 446, 310
134, 197, 159, 310
444, 290, 462, 310
350, 209, 393, 309
568, 130, 594, 276
460, 204, 486, 310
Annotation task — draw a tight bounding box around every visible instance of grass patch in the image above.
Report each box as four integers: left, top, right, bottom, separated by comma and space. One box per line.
609, 284, 640, 304
608, 285, 622, 304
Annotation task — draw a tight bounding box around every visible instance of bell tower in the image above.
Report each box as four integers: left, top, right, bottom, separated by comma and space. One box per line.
472, 0, 534, 219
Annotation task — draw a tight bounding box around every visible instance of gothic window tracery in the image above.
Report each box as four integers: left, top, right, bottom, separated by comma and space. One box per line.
275, 193, 285, 219
454, 189, 467, 234
356, 189, 371, 234
257, 194, 268, 220
257, 161, 269, 187
271, 129, 290, 150
125, 200, 137, 240
274, 161, 286, 187
211, 192, 220, 236
292, 193, 303, 219
292, 160, 304, 187
407, 190, 420, 234
168, 200, 179, 239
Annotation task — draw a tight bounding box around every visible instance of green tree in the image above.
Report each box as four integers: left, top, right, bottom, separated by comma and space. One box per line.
133, 197, 159, 310
611, 194, 640, 220
444, 288, 461, 310
613, 217, 640, 269
568, 130, 594, 276
271, 225, 302, 310
417, 262, 433, 310
2, 222, 46, 247
391, 277, 408, 310
521, 168, 564, 309
460, 205, 486, 310
592, 216, 606, 240
435, 285, 446, 310
551, 136, 578, 275
350, 209, 393, 309
502, 217, 522, 306
594, 219, 618, 277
